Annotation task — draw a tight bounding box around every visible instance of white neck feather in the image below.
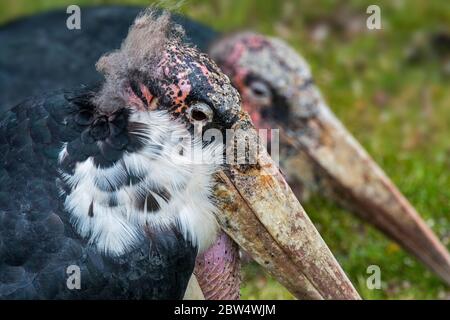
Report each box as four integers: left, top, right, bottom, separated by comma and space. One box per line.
59, 110, 221, 256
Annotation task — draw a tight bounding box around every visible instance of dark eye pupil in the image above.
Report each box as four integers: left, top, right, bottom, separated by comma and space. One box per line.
252, 87, 266, 96
191, 110, 207, 121
250, 82, 270, 97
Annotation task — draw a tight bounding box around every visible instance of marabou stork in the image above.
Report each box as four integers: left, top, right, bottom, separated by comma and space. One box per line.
1, 6, 449, 298
207, 32, 450, 287
0, 8, 360, 300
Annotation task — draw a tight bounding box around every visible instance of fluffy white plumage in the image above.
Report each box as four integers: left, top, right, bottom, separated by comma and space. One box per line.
59, 109, 222, 256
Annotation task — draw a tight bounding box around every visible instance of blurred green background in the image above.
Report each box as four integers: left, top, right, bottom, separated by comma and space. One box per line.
1, 0, 449, 299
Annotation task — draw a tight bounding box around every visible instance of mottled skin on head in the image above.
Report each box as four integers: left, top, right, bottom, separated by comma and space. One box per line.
210, 32, 327, 200
210, 32, 318, 139
95, 11, 240, 130
127, 42, 240, 128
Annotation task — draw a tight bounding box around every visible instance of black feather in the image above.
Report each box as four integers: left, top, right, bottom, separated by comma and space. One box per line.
0, 89, 196, 299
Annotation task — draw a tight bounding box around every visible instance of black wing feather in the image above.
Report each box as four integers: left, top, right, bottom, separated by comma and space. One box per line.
0, 90, 197, 299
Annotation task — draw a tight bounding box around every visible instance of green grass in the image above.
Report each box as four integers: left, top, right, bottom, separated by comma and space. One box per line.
1, 0, 449, 299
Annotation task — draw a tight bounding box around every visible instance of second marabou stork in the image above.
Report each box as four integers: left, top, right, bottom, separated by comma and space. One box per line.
207, 32, 450, 287
0, 9, 360, 300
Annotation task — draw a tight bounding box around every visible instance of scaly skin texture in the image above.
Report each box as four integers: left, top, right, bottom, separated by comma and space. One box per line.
194, 232, 241, 300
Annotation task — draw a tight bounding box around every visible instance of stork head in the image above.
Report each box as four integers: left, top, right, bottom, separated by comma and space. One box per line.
58, 11, 360, 299
210, 32, 450, 285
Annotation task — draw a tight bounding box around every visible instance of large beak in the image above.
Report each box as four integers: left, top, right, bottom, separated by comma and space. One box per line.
279, 89, 450, 285
213, 112, 361, 299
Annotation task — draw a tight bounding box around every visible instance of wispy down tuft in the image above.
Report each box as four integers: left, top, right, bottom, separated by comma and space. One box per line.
93, 8, 185, 112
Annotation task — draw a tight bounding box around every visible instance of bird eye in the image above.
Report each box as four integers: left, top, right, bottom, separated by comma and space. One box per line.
188, 102, 214, 124
249, 80, 271, 99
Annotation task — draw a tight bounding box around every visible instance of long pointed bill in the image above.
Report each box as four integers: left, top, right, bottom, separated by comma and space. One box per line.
214, 112, 360, 300
281, 95, 450, 285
